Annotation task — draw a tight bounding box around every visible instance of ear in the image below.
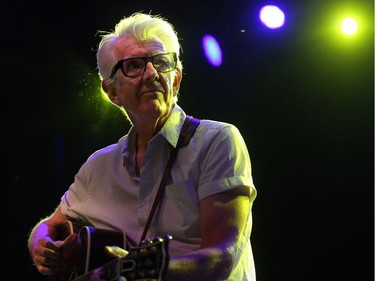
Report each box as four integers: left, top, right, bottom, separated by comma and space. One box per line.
173, 67, 182, 96
102, 79, 121, 106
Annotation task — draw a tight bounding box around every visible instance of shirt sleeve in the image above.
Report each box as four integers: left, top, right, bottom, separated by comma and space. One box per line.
59, 162, 91, 221
197, 123, 256, 202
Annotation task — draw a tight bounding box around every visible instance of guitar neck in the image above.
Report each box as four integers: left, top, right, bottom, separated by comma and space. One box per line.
72, 259, 120, 281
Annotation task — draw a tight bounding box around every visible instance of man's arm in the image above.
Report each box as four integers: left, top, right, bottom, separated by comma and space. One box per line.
166, 186, 252, 281
28, 206, 78, 276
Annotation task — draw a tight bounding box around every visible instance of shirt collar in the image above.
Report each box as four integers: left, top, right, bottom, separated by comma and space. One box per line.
121, 104, 186, 157
158, 104, 186, 148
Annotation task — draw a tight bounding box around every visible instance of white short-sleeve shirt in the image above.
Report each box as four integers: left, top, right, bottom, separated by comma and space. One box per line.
60, 104, 257, 280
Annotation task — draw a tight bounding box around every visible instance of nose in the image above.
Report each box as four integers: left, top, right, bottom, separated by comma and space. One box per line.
143, 61, 159, 81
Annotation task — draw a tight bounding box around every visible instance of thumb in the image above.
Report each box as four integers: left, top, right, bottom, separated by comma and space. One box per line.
60, 233, 79, 261
62, 233, 79, 250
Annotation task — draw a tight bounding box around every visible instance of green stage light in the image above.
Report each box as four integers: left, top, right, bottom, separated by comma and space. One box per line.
316, 3, 373, 48
341, 17, 358, 35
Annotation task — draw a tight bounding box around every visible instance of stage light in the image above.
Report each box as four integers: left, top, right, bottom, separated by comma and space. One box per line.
202, 34, 222, 67
341, 17, 358, 35
259, 5, 285, 29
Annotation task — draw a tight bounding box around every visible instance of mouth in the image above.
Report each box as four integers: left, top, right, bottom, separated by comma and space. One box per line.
140, 89, 163, 96
139, 91, 163, 100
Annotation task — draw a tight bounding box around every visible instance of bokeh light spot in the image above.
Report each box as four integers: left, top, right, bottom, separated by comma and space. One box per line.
341, 17, 358, 35
202, 34, 222, 67
259, 5, 285, 29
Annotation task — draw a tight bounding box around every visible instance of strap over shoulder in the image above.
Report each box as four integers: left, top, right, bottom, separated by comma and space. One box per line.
177, 115, 201, 148
139, 114, 201, 244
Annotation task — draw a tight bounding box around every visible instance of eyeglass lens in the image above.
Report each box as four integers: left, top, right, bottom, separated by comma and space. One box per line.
123, 53, 175, 77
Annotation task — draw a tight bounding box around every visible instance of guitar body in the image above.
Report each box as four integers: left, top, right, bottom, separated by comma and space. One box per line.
78, 225, 125, 275
49, 220, 125, 281
49, 220, 171, 281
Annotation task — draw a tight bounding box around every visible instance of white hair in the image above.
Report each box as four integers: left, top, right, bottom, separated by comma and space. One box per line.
96, 12, 183, 81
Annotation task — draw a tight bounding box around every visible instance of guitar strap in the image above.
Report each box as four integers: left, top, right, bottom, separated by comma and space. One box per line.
139, 115, 201, 244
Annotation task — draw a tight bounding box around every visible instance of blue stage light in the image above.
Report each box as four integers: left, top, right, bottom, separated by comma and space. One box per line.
202, 34, 222, 67
259, 5, 285, 29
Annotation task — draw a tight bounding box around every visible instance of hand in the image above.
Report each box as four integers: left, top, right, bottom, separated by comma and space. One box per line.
32, 233, 78, 275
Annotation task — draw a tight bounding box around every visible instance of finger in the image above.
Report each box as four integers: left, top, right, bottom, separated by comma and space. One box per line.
58, 233, 79, 262
34, 242, 62, 264
44, 237, 63, 252
37, 248, 61, 264
35, 262, 60, 276
91, 267, 107, 281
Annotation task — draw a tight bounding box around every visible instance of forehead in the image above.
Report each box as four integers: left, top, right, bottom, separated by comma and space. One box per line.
113, 36, 166, 59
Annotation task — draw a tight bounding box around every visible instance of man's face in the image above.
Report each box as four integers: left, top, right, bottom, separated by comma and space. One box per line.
107, 36, 181, 125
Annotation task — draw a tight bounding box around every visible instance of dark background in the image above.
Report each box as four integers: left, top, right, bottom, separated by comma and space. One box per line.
2, 0, 373, 280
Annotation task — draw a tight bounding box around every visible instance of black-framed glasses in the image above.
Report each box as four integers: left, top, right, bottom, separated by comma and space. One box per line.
110, 52, 177, 78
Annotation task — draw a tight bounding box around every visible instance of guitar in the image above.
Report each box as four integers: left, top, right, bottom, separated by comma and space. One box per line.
50, 220, 172, 281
